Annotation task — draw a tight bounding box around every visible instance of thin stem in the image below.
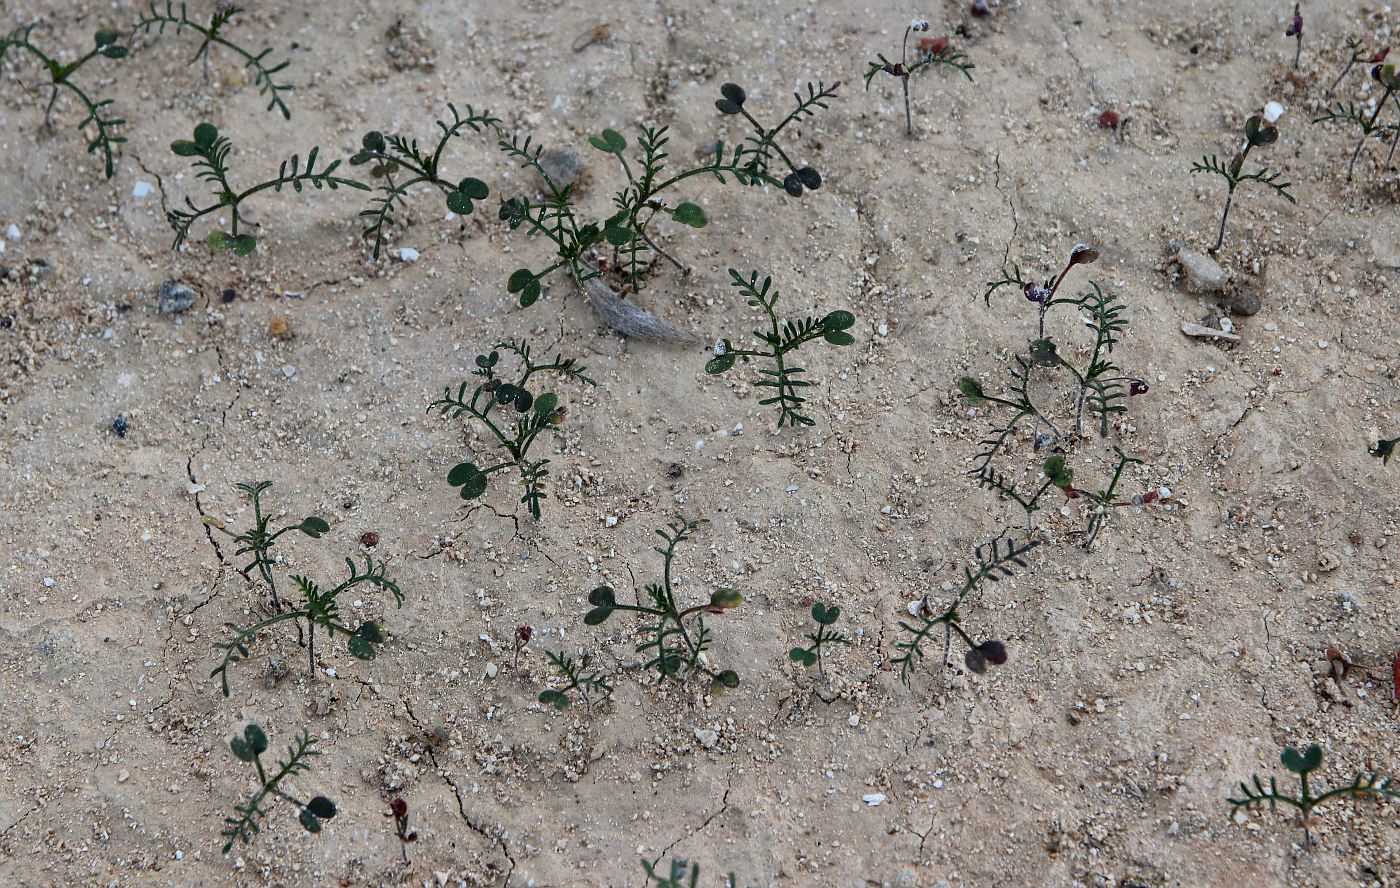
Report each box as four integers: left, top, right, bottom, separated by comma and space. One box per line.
1211, 187, 1234, 254
1347, 87, 1394, 181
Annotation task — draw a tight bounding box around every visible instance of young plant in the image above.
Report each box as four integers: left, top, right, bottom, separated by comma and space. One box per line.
583, 517, 743, 689
1191, 114, 1295, 253
1284, 4, 1303, 70
705, 268, 855, 428
1228, 744, 1399, 847
893, 539, 1039, 686
537, 650, 613, 711
1327, 40, 1387, 95
495, 79, 839, 338
130, 2, 293, 117
863, 19, 974, 136
204, 481, 402, 694
788, 602, 850, 675
429, 340, 594, 520
387, 798, 417, 864
0, 24, 128, 178
1314, 62, 1400, 181
349, 103, 501, 257
643, 858, 756, 888
221, 723, 336, 854
166, 122, 368, 256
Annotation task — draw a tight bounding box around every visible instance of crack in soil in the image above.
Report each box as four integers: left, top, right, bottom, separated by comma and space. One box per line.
992, 151, 1018, 270
646, 769, 735, 886
401, 696, 517, 886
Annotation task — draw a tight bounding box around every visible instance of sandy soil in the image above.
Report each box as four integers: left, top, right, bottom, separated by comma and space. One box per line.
2, 0, 1399, 886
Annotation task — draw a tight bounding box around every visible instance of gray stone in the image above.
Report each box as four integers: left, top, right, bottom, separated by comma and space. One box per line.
539, 146, 587, 190
157, 280, 197, 314
1176, 248, 1227, 293
694, 728, 718, 749
1222, 288, 1262, 316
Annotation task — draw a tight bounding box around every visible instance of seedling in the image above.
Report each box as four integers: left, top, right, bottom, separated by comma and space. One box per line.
1191, 115, 1295, 253
130, 2, 293, 117
863, 20, 974, 136
583, 517, 743, 689
705, 268, 856, 428
1284, 5, 1303, 70
387, 798, 417, 864
1371, 435, 1399, 463
221, 723, 336, 854
0, 24, 128, 178
166, 122, 368, 255
514, 624, 532, 672
1314, 63, 1400, 181
1228, 744, 1399, 847
538, 650, 613, 711
496, 79, 838, 336
430, 339, 595, 520
643, 858, 755, 888
204, 481, 402, 693
350, 104, 501, 257
1327, 40, 1387, 95
893, 539, 1038, 686
788, 602, 850, 675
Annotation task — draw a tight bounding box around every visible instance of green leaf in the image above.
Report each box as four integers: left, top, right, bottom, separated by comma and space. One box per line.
709, 588, 742, 609
457, 177, 489, 199
534, 393, 559, 416
820, 310, 856, 331
789, 648, 817, 666
519, 279, 542, 307
1282, 745, 1323, 774
95, 29, 120, 48
583, 606, 613, 625
193, 123, 219, 149
957, 376, 985, 404
244, 724, 268, 755
1029, 338, 1059, 366
604, 223, 634, 246
507, 269, 534, 294
297, 516, 330, 537
448, 462, 480, 486
539, 689, 570, 710
101, 45, 128, 59
298, 808, 322, 833
671, 202, 708, 228
361, 131, 386, 152
589, 586, 617, 607
306, 796, 337, 819
171, 139, 201, 157
230, 736, 253, 761
446, 191, 476, 215
356, 621, 386, 643
705, 353, 737, 374
714, 669, 740, 689
1044, 455, 1073, 488
814, 602, 840, 624
588, 129, 627, 154
347, 634, 376, 660
207, 231, 234, 251
823, 330, 855, 346
231, 235, 257, 256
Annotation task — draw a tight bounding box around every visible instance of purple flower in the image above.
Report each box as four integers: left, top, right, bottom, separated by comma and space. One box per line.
1128, 379, 1149, 396
1286, 13, 1302, 37
1024, 283, 1049, 304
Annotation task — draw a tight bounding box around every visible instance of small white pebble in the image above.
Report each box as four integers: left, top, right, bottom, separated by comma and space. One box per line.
132, 181, 153, 198
485, 662, 498, 679
848, 713, 860, 727
1263, 101, 1285, 123
43, 578, 55, 587
282, 365, 297, 379
6, 223, 19, 240
324, 668, 337, 678
863, 793, 886, 807
398, 247, 420, 262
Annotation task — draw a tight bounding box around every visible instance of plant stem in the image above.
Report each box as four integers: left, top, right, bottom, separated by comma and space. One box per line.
1347, 87, 1394, 181
1211, 187, 1234, 254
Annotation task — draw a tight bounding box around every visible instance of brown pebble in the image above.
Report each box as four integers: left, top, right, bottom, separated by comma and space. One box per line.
360, 531, 380, 547
268, 315, 291, 339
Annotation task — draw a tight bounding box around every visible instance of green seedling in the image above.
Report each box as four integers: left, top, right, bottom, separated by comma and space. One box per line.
894, 538, 1038, 686
1228, 743, 1399, 847
864, 20, 974, 136
495, 79, 838, 338
788, 602, 850, 675
583, 517, 742, 689
643, 857, 758, 888
1314, 62, 1400, 181
131, 2, 293, 117
1327, 40, 1387, 95
430, 339, 594, 520
204, 481, 402, 693
350, 103, 501, 257
221, 723, 336, 853
705, 268, 855, 428
166, 122, 368, 255
1191, 114, 1295, 253
0, 24, 128, 177
538, 650, 613, 711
